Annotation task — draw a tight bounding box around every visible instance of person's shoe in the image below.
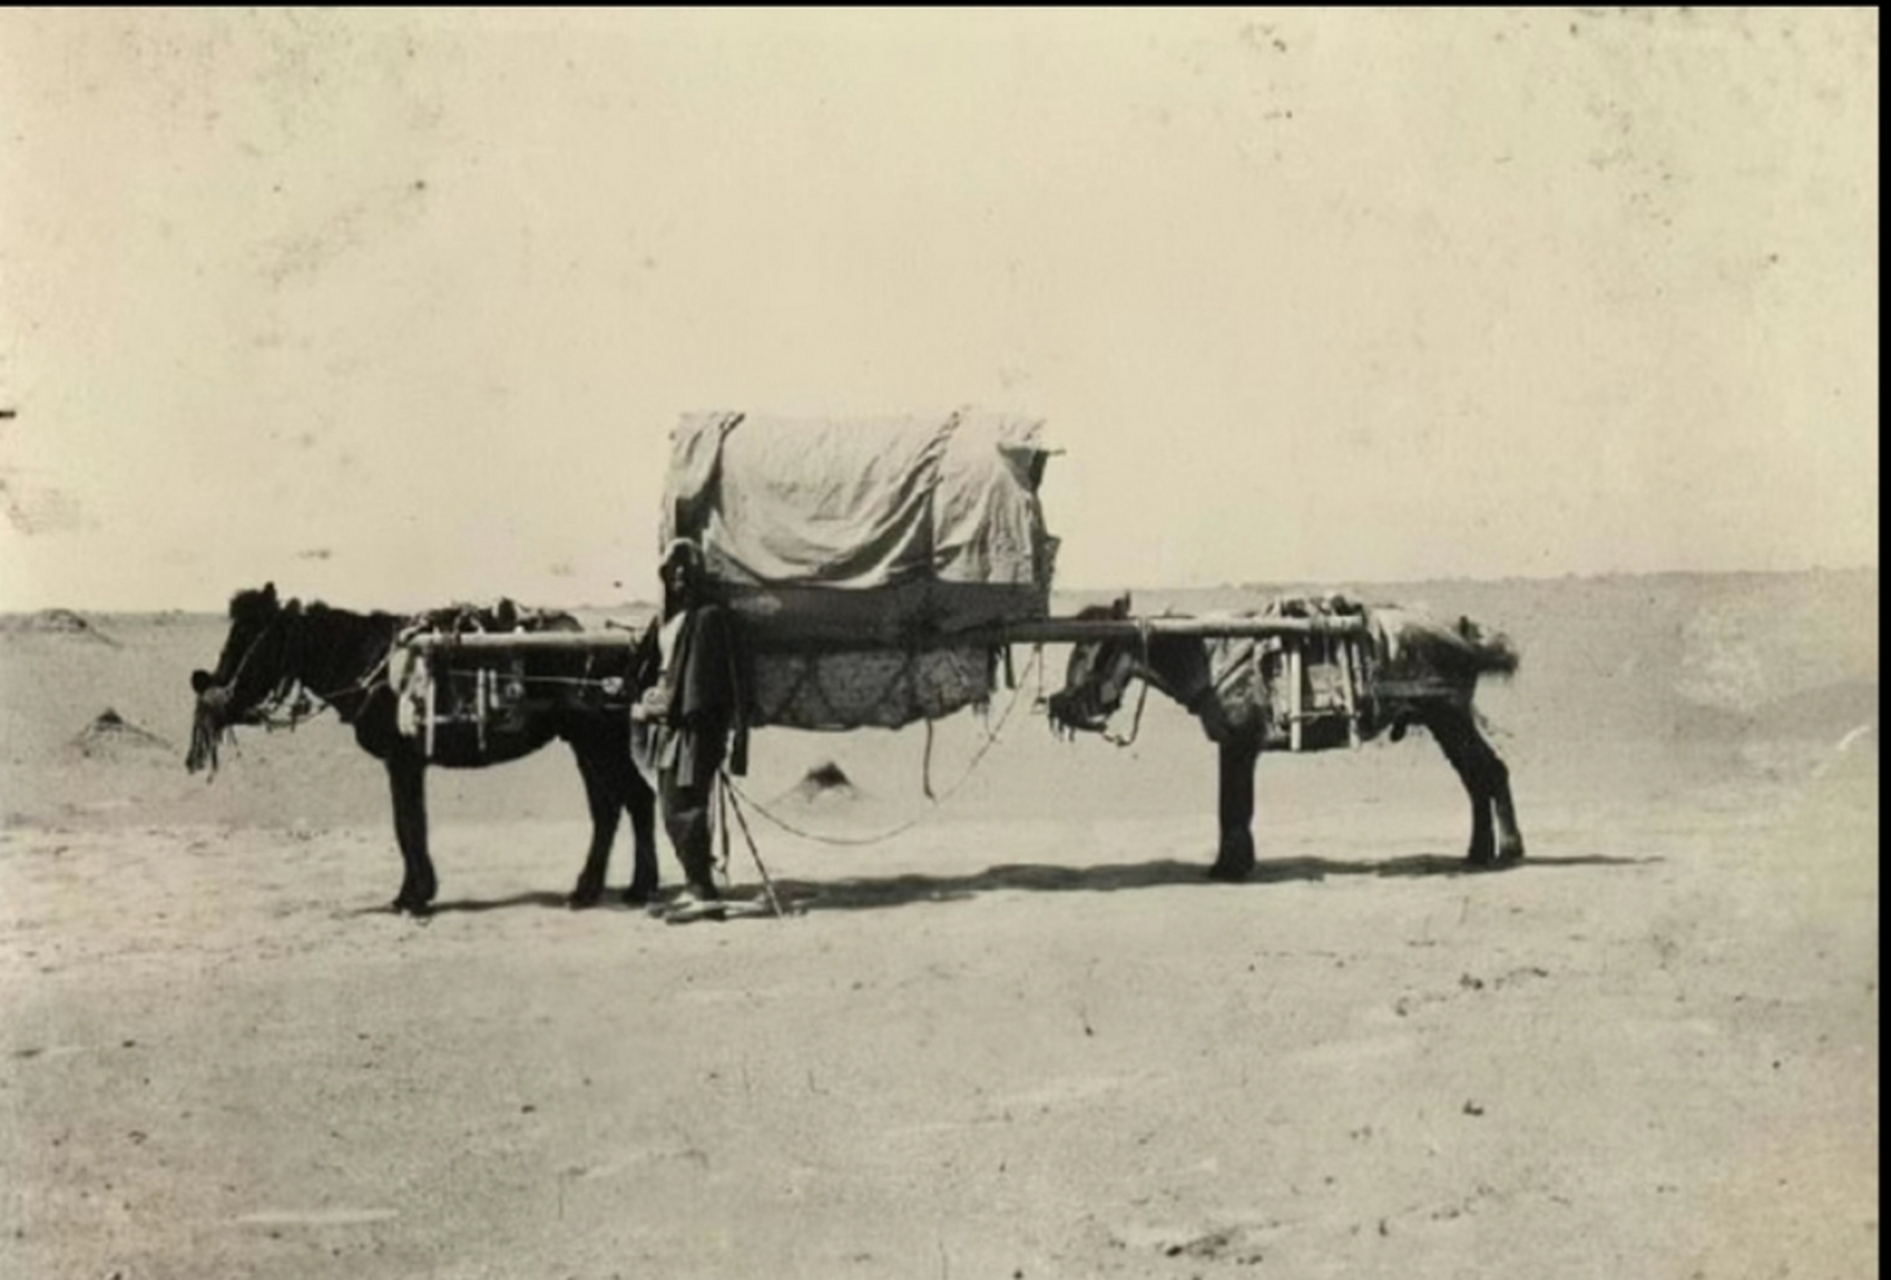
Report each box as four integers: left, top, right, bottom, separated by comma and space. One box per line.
664, 885, 727, 924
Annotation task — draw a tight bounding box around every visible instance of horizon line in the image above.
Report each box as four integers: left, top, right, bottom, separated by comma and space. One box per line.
0, 562, 1877, 618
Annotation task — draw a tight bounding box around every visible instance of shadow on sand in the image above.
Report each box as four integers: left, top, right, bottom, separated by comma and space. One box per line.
762, 851, 1659, 914
405, 850, 1657, 918
347, 890, 576, 918
425, 890, 576, 915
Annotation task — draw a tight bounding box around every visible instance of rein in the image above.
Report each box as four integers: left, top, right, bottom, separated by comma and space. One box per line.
1096, 612, 1164, 744
1085, 621, 1224, 749
253, 650, 393, 731
222, 613, 395, 734
1102, 677, 1150, 748
1100, 619, 1156, 748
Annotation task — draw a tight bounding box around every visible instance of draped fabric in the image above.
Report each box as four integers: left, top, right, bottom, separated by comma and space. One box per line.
659, 408, 1058, 649
655, 409, 1059, 730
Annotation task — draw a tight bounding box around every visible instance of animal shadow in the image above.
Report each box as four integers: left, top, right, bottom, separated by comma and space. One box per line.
770, 850, 1659, 915
363, 853, 1658, 918
1263, 850, 1659, 882
346, 890, 580, 917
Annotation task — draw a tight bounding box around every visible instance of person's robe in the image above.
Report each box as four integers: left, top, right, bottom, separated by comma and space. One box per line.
630, 603, 746, 791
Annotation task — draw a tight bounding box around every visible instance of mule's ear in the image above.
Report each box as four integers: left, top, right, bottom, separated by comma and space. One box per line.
190, 670, 212, 694
1113, 593, 1132, 619
262, 582, 277, 606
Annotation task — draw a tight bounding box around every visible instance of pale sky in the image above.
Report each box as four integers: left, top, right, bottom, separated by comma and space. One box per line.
0, 8, 1877, 612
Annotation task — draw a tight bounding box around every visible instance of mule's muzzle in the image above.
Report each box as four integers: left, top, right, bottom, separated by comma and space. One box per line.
185, 679, 253, 775
1045, 688, 1111, 740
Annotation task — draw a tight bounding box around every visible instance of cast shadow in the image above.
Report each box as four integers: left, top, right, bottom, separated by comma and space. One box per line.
425, 890, 578, 915
344, 889, 579, 918
391, 852, 1658, 918
754, 849, 1660, 916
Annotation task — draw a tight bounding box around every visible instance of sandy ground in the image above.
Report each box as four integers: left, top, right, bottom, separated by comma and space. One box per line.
1, 571, 1877, 1280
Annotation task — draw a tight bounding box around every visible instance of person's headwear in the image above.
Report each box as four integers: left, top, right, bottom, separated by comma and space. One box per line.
662, 538, 703, 568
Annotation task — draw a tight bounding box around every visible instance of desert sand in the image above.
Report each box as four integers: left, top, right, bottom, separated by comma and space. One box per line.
1, 571, 1877, 1279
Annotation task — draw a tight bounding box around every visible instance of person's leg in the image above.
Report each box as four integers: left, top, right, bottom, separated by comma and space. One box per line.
659, 767, 721, 898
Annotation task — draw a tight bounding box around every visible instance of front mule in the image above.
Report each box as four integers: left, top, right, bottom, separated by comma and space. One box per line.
187, 583, 660, 915
351, 660, 659, 916
363, 719, 658, 916
1046, 594, 1524, 879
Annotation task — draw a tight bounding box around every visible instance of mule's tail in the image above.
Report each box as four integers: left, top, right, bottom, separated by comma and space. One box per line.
1372, 609, 1521, 680
1452, 616, 1520, 679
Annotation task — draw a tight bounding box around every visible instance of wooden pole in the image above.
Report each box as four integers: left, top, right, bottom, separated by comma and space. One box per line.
422, 656, 437, 760
476, 667, 490, 755
1287, 643, 1304, 752
403, 612, 1372, 659
1337, 637, 1361, 748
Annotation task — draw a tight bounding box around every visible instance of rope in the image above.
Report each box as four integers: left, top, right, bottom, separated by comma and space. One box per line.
716, 763, 733, 881
718, 774, 786, 917
720, 645, 1043, 848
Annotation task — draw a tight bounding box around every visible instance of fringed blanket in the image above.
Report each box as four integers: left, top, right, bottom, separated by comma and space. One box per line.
743, 646, 998, 732
1201, 595, 1505, 750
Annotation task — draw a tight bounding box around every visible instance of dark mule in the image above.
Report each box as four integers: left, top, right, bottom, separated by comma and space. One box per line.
187, 583, 660, 914
1045, 595, 1524, 879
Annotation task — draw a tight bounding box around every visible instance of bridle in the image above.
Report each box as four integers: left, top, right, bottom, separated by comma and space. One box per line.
1101, 669, 1150, 748
1057, 620, 1154, 748
1055, 619, 1224, 748
206, 608, 391, 732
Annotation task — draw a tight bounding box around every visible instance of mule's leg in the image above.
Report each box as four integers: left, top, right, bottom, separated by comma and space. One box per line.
1464, 716, 1524, 863
566, 738, 623, 909
386, 752, 437, 912
623, 769, 659, 906
1209, 738, 1260, 881
1421, 706, 1512, 867
385, 760, 418, 910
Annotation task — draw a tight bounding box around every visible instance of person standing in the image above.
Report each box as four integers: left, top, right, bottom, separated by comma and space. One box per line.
631, 538, 744, 913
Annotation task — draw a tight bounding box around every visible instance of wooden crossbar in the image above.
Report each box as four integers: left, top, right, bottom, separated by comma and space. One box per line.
399, 613, 1373, 658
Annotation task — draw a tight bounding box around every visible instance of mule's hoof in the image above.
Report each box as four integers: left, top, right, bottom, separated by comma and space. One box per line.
1496, 842, 1526, 866
568, 886, 603, 910
623, 884, 656, 908
1207, 861, 1254, 883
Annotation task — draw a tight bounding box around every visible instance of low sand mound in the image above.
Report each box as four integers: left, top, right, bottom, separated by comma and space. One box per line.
0, 608, 119, 645
785, 760, 860, 805
69, 708, 175, 760
1745, 679, 1879, 740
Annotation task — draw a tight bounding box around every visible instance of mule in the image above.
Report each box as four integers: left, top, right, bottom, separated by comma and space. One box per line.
1044, 594, 1524, 879
187, 583, 660, 914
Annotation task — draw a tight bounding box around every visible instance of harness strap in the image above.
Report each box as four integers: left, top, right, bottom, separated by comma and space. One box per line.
1103, 677, 1149, 748
1100, 619, 1156, 748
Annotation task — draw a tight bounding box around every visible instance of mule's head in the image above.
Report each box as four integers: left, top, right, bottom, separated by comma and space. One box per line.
1045, 594, 1139, 739
186, 583, 291, 773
